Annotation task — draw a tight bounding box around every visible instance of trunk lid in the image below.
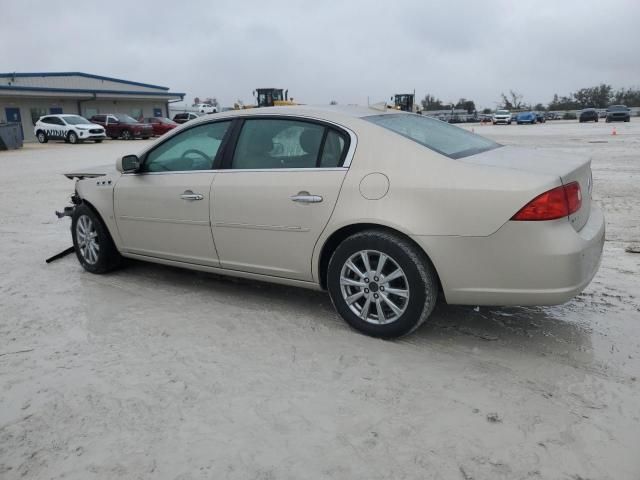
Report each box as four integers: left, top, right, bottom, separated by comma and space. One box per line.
462, 146, 592, 231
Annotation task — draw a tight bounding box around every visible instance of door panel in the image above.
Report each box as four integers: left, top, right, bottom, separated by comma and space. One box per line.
211, 170, 346, 280
5, 108, 23, 140
115, 173, 219, 266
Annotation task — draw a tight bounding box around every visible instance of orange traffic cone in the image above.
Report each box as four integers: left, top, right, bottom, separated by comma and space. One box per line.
612, 127, 617, 136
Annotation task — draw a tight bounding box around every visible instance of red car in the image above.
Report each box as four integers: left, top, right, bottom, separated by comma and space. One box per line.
144, 117, 178, 136
90, 114, 153, 140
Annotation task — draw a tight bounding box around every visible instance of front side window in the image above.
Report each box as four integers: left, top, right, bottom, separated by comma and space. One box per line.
114, 114, 138, 123
232, 119, 337, 169
142, 121, 230, 172
365, 113, 500, 159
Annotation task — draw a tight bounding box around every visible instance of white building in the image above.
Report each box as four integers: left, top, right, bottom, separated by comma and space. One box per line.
0, 72, 184, 142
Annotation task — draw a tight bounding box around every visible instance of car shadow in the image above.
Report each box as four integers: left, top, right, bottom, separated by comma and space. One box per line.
112, 259, 595, 364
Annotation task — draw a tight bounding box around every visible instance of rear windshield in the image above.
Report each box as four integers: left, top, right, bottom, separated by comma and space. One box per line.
364, 113, 500, 159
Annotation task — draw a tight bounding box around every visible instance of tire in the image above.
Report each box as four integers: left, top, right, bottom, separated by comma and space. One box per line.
142, 136, 150, 140
121, 130, 132, 140
71, 203, 122, 274
606, 118, 610, 123
36, 131, 48, 143
625, 118, 630, 122
110, 136, 118, 140
68, 131, 78, 144
327, 230, 439, 338
95, 139, 103, 143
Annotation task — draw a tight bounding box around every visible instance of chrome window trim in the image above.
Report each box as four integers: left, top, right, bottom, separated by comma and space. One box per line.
131, 113, 358, 172
122, 167, 349, 176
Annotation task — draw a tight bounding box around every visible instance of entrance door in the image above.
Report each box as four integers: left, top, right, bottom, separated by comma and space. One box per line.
211, 117, 350, 281
5, 108, 23, 141
50, 107, 63, 114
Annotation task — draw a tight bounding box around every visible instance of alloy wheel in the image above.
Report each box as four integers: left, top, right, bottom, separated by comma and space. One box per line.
339, 250, 410, 325
76, 214, 100, 265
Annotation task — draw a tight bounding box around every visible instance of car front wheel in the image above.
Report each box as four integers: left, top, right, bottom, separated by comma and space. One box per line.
121, 130, 132, 140
68, 131, 78, 144
327, 230, 438, 338
71, 204, 122, 273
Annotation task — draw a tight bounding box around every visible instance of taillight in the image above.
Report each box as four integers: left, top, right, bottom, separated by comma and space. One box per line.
511, 182, 582, 221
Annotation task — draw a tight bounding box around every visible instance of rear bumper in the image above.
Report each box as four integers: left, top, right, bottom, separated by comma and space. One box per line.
413, 206, 605, 306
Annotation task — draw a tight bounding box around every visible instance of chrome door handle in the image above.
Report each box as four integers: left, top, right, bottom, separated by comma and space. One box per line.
180, 190, 204, 201
290, 192, 323, 203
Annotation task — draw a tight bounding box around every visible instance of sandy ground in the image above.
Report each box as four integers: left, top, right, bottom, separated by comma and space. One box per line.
1, 121, 639, 480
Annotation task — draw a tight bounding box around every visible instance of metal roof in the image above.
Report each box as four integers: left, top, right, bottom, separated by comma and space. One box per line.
0, 72, 170, 90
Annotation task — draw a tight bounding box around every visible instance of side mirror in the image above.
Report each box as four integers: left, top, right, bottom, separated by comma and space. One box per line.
117, 154, 140, 173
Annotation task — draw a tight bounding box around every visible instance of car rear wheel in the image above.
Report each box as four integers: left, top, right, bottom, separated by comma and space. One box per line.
121, 130, 132, 140
71, 204, 122, 274
327, 230, 438, 338
36, 131, 48, 143
95, 139, 103, 143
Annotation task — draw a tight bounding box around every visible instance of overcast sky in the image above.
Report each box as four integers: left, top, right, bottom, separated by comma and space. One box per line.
2, 0, 639, 109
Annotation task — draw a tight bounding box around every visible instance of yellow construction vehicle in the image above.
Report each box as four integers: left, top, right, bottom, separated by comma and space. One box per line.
254, 88, 297, 107
392, 93, 420, 113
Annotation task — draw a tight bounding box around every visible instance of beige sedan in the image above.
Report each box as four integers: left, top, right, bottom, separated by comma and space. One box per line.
62, 106, 605, 337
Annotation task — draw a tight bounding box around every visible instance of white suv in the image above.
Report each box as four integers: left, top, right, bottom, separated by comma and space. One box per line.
492, 110, 513, 125
194, 103, 218, 114
35, 114, 106, 144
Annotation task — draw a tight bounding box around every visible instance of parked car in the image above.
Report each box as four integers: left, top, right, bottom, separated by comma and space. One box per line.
60, 106, 604, 338
535, 112, 546, 123
34, 114, 106, 144
492, 109, 512, 125
194, 103, 218, 114
579, 108, 599, 123
515, 112, 537, 124
173, 112, 200, 124
606, 105, 631, 123
90, 114, 153, 140
144, 117, 178, 136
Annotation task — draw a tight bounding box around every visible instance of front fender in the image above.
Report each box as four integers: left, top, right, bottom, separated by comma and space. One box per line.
76, 174, 122, 248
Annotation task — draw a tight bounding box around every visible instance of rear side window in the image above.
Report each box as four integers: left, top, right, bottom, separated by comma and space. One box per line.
364, 113, 500, 159
231, 119, 348, 169
320, 130, 346, 167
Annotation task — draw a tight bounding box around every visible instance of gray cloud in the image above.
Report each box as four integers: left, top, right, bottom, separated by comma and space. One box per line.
1, 0, 639, 109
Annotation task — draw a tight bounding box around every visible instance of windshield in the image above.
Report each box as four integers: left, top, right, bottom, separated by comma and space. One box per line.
496, 110, 509, 115
365, 113, 500, 159
608, 105, 628, 111
115, 114, 138, 123
62, 115, 90, 125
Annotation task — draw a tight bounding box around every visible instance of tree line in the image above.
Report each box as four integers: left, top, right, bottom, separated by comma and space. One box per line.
420, 84, 640, 113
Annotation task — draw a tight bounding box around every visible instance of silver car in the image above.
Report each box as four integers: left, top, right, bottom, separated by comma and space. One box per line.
60, 106, 605, 338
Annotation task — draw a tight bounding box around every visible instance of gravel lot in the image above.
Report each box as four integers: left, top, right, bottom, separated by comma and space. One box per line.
1, 120, 639, 479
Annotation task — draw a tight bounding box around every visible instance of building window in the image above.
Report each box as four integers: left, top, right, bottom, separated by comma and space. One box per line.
30, 107, 48, 126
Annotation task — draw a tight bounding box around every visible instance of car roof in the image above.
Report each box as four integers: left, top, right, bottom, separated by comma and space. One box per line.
187, 105, 402, 128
